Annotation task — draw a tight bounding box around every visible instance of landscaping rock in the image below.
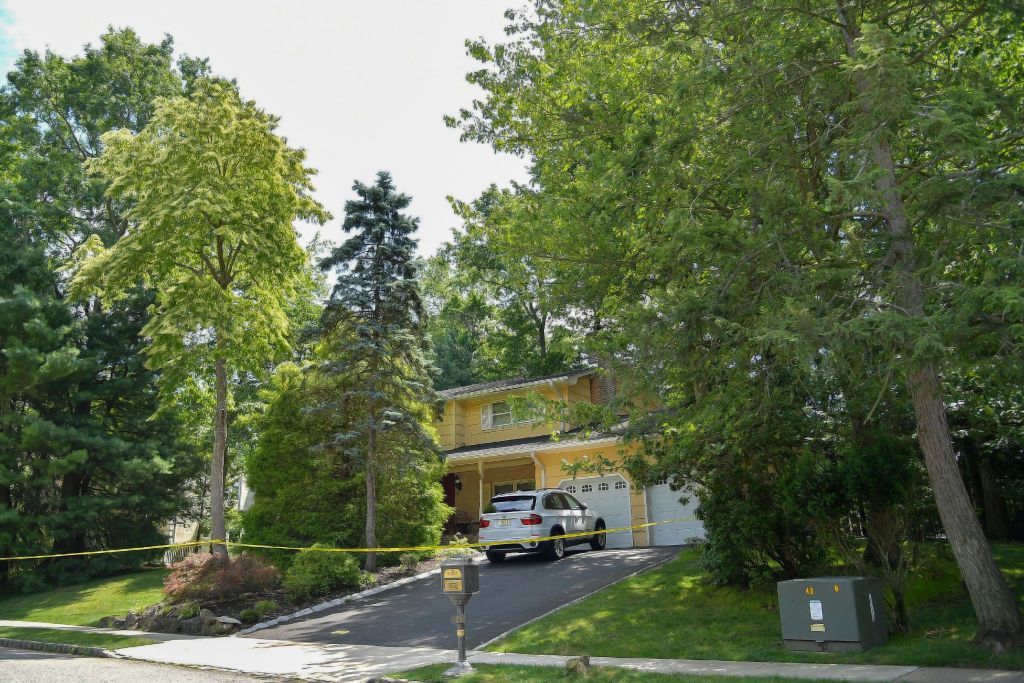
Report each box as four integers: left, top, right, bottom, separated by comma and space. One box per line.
566, 656, 591, 675
199, 608, 217, 625
180, 616, 205, 635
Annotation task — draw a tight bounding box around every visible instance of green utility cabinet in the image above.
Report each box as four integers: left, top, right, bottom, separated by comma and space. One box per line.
776, 576, 887, 652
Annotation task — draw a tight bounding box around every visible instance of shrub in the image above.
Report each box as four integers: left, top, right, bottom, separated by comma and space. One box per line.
253, 599, 277, 617
399, 552, 419, 571
360, 571, 377, 588
435, 535, 481, 559
164, 552, 281, 602
239, 608, 260, 624
283, 547, 361, 602
177, 601, 200, 619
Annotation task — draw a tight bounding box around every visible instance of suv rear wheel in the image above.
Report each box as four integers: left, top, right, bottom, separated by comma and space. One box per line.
485, 550, 506, 563
543, 528, 566, 561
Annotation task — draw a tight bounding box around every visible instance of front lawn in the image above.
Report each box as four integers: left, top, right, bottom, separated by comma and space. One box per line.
0, 568, 167, 626
398, 664, 836, 683
488, 543, 1024, 671
0, 626, 156, 650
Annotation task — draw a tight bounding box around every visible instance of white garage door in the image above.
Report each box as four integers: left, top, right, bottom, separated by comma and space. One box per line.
647, 478, 705, 546
559, 475, 633, 548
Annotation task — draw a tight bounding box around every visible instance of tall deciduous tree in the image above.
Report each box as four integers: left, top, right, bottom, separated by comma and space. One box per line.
314, 172, 438, 572
74, 79, 327, 557
453, 0, 1023, 645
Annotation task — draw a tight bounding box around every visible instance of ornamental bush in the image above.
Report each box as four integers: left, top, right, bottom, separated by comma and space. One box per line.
283, 546, 361, 602
163, 552, 280, 602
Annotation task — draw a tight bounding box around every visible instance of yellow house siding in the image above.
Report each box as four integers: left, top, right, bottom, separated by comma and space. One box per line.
567, 376, 592, 406
461, 390, 561, 447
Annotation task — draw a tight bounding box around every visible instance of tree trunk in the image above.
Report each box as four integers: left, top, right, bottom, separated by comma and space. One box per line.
365, 422, 378, 573
210, 355, 229, 559
908, 367, 1021, 645
836, 1, 1022, 647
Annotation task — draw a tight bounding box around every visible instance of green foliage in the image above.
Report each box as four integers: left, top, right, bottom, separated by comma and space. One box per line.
283, 546, 361, 602
310, 172, 448, 571
74, 75, 328, 556
176, 601, 200, 619
449, 0, 1024, 632
252, 599, 277, 617
239, 607, 260, 624
421, 187, 583, 390
74, 78, 328, 385
0, 30, 206, 590
241, 363, 449, 570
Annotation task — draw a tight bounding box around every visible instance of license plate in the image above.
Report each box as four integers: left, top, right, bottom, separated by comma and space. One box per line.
499, 518, 511, 527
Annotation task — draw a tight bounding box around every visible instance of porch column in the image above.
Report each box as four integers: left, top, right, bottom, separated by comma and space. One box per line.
530, 450, 545, 488
478, 457, 484, 514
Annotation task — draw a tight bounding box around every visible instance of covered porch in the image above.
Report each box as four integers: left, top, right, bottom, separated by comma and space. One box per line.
442, 455, 541, 537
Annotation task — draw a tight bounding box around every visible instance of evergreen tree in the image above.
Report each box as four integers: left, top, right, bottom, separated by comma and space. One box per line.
0, 31, 205, 589
315, 172, 439, 571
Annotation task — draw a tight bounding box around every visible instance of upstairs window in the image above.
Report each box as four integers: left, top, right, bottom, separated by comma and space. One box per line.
480, 399, 532, 429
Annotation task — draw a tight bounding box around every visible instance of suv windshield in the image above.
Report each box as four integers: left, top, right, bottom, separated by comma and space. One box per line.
490, 495, 535, 512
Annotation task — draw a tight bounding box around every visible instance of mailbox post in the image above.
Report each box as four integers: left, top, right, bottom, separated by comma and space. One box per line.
440, 555, 480, 678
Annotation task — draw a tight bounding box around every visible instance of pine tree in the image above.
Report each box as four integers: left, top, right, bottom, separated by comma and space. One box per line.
315, 172, 438, 571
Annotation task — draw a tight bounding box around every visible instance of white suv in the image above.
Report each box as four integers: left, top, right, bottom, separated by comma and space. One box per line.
477, 489, 607, 563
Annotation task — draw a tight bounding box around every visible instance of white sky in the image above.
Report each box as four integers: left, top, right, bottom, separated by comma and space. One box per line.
0, 1, 529, 256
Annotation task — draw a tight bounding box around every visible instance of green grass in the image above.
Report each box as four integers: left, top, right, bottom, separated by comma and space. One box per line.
0, 569, 168, 626
0, 626, 156, 650
488, 543, 1024, 671
397, 664, 837, 683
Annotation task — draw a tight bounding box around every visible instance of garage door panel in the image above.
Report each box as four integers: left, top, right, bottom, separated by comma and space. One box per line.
559, 475, 632, 548
647, 479, 705, 546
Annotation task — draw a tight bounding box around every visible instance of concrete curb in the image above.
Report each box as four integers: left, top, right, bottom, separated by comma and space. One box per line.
477, 547, 681, 649
0, 637, 117, 658
237, 566, 444, 636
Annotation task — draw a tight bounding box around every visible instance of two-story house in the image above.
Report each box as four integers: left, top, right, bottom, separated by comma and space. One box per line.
437, 368, 704, 548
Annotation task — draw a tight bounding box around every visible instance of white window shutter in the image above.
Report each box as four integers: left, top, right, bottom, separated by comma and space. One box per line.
480, 403, 492, 429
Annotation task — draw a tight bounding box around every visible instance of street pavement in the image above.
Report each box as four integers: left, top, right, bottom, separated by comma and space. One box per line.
0, 647, 273, 682
248, 545, 680, 649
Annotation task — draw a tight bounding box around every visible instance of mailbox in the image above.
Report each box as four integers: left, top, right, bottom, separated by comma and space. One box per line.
441, 555, 480, 605
440, 554, 481, 678
777, 576, 888, 652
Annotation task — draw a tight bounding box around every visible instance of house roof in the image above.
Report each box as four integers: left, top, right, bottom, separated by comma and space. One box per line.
442, 423, 628, 462
438, 368, 595, 401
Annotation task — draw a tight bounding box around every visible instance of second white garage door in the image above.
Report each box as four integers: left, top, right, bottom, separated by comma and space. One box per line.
559, 475, 633, 548
646, 478, 705, 546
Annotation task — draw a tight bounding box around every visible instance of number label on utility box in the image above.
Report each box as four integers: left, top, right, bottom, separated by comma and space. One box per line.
444, 579, 464, 592
444, 569, 463, 579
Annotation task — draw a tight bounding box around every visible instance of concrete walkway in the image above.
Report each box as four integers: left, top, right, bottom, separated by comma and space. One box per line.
0, 619, 201, 642
111, 634, 1024, 682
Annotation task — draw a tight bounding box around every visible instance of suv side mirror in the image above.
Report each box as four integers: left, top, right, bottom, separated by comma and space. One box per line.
579, 503, 588, 510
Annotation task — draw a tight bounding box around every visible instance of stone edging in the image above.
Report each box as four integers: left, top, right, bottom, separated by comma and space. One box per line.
237, 567, 444, 635
0, 637, 117, 658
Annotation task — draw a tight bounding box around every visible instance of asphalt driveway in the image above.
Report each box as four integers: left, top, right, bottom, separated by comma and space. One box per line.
248, 545, 680, 649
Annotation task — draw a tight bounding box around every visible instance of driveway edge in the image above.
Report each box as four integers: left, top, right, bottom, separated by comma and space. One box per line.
0, 636, 116, 658
475, 546, 682, 649
237, 566, 444, 636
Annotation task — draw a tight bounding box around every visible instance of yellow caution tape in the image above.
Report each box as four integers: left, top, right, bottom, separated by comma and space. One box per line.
0, 540, 214, 562
0, 517, 696, 562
